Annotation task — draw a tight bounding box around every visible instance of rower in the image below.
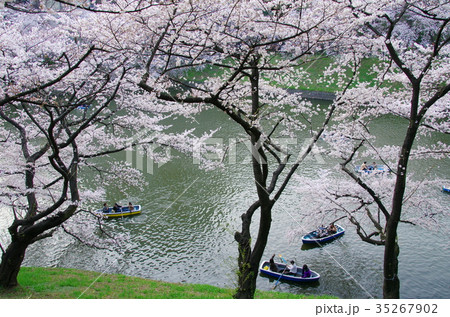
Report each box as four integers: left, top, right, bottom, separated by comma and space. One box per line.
113, 203, 122, 212
283, 260, 298, 275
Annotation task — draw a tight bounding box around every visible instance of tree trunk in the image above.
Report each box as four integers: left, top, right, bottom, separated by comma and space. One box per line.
0, 241, 28, 289
234, 265, 258, 299
234, 208, 256, 299
383, 237, 400, 298
383, 176, 403, 299
233, 203, 272, 299
233, 236, 258, 299
382, 111, 419, 299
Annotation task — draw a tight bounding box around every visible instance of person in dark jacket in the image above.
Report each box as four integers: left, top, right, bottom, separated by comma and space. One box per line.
269, 254, 280, 272
113, 203, 122, 212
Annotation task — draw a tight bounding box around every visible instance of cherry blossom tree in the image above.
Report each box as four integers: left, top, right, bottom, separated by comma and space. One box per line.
0, 2, 206, 288
299, 0, 449, 298
96, 0, 356, 298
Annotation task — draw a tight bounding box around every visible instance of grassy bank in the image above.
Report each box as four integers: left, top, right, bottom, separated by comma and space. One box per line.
0, 267, 336, 299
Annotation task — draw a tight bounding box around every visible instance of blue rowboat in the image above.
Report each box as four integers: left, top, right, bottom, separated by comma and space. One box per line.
355, 164, 391, 175
301, 224, 345, 244
259, 261, 320, 283
443, 186, 450, 194
77, 104, 90, 110
95, 205, 142, 218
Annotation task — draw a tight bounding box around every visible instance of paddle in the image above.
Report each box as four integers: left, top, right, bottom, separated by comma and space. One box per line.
272, 270, 285, 290
279, 254, 287, 264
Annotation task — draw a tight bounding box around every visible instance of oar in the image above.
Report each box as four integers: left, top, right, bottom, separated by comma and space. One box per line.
279, 254, 287, 264
273, 268, 286, 290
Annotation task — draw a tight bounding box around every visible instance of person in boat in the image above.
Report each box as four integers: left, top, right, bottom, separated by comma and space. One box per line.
283, 260, 298, 275
269, 254, 279, 272
369, 162, 377, 171
327, 223, 337, 234
102, 203, 109, 213
317, 225, 327, 237
113, 203, 122, 213
360, 161, 368, 171
128, 202, 134, 212
302, 264, 312, 278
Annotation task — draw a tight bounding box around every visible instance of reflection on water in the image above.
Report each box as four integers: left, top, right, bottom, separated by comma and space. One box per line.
2, 103, 449, 299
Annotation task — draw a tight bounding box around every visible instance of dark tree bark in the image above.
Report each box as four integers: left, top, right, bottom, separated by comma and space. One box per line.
0, 241, 29, 288
233, 62, 274, 298
234, 204, 258, 299
234, 199, 274, 298
383, 101, 420, 298
383, 236, 400, 298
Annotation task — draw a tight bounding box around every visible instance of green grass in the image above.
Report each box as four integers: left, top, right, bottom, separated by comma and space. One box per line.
0, 267, 336, 299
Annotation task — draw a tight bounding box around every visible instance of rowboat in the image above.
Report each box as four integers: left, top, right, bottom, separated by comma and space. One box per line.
443, 186, 450, 194
301, 224, 345, 244
259, 261, 320, 282
77, 104, 90, 110
355, 164, 391, 175
95, 205, 142, 218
